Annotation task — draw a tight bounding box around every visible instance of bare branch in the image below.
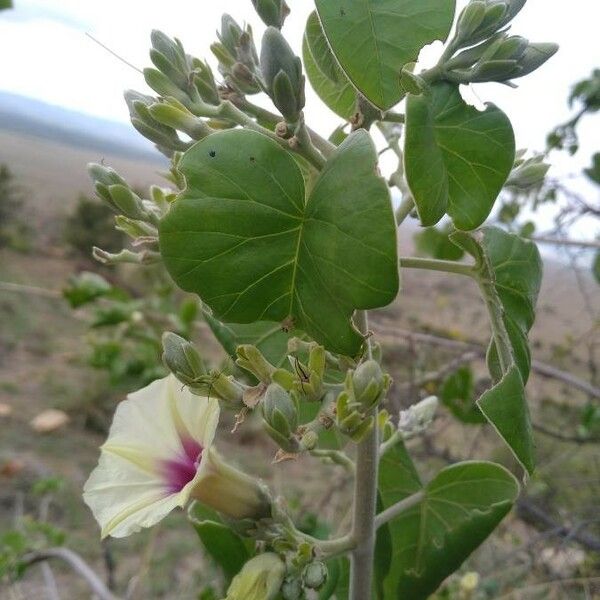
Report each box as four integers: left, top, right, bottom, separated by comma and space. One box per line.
21, 548, 121, 600
374, 325, 600, 400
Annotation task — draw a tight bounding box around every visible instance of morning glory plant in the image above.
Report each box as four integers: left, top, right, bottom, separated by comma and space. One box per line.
84, 1, 557, 597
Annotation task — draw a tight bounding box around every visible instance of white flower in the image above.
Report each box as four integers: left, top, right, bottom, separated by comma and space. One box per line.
83, 374, 221, 538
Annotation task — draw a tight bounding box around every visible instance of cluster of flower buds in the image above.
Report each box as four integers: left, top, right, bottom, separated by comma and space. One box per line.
211, 15, 261, 96
280, 559, 328, 599
441, 0, 557, 85
336, 360, 391, 442
251, 0, 290, 29
261, 383, 300, 452
145, 30, 220, 107
506, 151, 550, 190
88, 164, 167, 266
260, 27, 306, 123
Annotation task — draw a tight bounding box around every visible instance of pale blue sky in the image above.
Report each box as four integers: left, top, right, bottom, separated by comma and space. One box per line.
0, 0, 598, 236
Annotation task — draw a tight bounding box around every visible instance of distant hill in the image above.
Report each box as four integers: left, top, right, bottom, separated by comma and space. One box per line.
0, 91, 163, 163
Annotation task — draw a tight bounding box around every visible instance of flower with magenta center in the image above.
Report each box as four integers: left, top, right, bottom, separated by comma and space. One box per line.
84, 374, 270, 538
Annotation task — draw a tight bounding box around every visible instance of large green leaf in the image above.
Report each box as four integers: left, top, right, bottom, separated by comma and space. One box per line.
452, 227, 542, 384
451, 227, 541, 473
191, 504, 251, 583
303, 11, 357, 120
314, 0, 456, 110
160, 129, 399, 356
380, 460, 518, 598
405, 83, 515, 230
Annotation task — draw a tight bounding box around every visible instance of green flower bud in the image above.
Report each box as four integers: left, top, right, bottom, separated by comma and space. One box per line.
251, 0, 290, 29
303, 561, 328, 589
399, 63, 426, 96
115, 216, 157, 239
151, 30, 188, 72
262, 383, 298, 438
144, 68, 191, 106
211, 41, 236, 69
260, 27, 305, 122
149, 30, 189, 90
162, 332, 207, 385
308, 344, 325, 382
446, 32, 506, 70
299, 429, 318, 451
207, 371, 245, 407
513, 43, 559, 79
351, 360, 389, 411
281, 576, 303, 600
107, 184, 147, 221
223, 553, 285, 599
124, 90, 188, 153
492, 36, 529, 61
219, 14, 244, 59
236, 345, 276, 383
470, 59, 519, 83
456, 1, 486, 42
506, 157, 550, 190
191, 59, 220, 105
148, 99, 211, 140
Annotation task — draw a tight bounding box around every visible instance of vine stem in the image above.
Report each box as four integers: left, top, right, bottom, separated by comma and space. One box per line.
400, 256, 475, 277
349, 310, 379, 600
374, 491, 424, 530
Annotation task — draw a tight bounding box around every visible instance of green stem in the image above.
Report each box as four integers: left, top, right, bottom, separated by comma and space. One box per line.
299, 533, 356, 559
349, 310, 379, 600
382, 111, 405, 124
400, 257, 475, 277
310, 449, 355, 473
237, 98, 336, 157
374, 491, 424, 530
191, 100, 326, 170
395, 197, 415, 225
476, 278, 513, 373
295, 118, 327, 169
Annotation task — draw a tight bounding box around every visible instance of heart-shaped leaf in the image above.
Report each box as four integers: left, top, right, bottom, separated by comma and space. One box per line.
314, 0, 456, 110
451, 227, 542, 473
405, 83, 515, 230
379, 459, 519, 599
159, 129, 399, 356
303, 11, 357, 120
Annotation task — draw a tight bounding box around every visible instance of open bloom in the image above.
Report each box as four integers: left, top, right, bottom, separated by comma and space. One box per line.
84, 375, 269, 538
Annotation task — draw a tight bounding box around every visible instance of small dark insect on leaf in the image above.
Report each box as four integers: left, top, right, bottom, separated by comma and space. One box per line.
340, 8, 346, 16
294, 357, 309, 393
209, 150, 216, 157
249, 156, 256, 162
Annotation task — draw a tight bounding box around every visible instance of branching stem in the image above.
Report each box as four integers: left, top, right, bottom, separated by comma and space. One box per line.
349, 310, 379, 600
